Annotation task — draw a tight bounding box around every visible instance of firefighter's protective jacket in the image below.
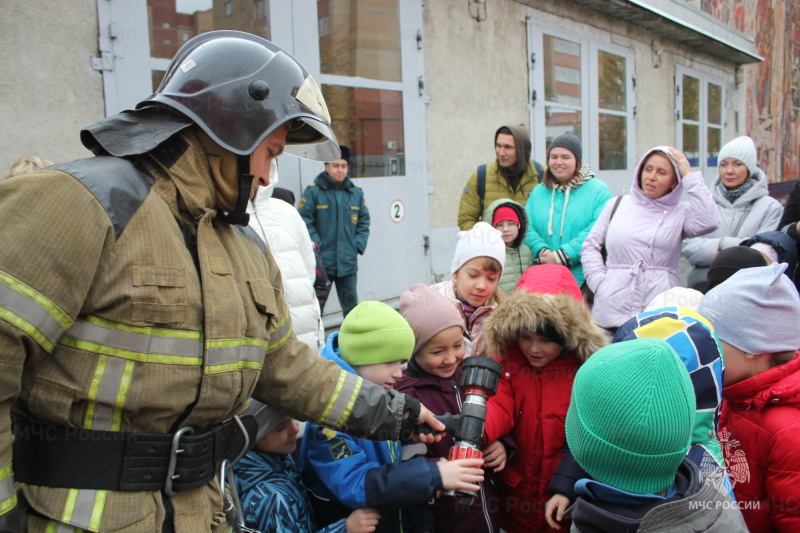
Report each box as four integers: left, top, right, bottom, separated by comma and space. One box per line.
0, 124, 414, 532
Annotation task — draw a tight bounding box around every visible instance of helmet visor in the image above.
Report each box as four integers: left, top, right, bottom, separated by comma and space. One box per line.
284, 116, 341, 162
284, 74, 340, 162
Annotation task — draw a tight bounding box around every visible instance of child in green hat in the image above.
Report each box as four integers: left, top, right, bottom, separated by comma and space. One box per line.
560, 338, 746, 531
299, 301, 485, 533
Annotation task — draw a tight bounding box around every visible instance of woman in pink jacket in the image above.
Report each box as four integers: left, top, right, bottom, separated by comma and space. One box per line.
581, 147, 719, 331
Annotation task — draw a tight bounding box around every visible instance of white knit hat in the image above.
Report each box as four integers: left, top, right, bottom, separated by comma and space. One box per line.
645, 287, 703, 312
718, 136, 757, 177
451, 222, 506, 276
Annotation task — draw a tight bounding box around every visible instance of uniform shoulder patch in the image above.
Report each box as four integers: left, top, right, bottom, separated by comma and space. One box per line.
326, 436, 353, 461
309, 183, 317, 187
298, 197, 306, 209
463, 186, 469, 194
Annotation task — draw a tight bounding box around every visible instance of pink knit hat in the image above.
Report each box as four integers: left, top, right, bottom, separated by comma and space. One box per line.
400, 284, 466, 358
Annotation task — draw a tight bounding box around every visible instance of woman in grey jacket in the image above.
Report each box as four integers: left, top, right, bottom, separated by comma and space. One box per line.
682, 136, 782, 290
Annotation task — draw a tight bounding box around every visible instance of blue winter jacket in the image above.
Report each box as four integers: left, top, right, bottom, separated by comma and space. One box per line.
298, 172, 370, 277
233, 451, 346, 533
524, 173, 612, 286
300, 332, 441, 533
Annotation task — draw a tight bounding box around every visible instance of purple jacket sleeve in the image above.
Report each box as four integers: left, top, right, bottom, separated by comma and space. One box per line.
680, 172, 721, 238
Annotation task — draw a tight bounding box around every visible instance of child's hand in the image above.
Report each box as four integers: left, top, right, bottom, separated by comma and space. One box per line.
412, 404, 446, 444
436, 457, 484, 492
346, 508, 381, 533
482, 440, 507, 472
544, 494, 571, 530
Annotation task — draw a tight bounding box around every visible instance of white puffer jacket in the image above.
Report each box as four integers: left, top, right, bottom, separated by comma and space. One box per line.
682, 168, 783, 267
248, 164, 325, 351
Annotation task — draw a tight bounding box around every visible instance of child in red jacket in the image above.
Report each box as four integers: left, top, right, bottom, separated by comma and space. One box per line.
395, 283, 505, 533
481, 265, 609, 532
698, 263, 800, 532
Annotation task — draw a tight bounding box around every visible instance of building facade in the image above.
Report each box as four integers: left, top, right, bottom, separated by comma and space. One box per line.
1, 0, 789, 323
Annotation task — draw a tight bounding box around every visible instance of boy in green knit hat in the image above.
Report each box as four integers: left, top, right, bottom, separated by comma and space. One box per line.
299, 301, 485, 533
558, 338, 746, 532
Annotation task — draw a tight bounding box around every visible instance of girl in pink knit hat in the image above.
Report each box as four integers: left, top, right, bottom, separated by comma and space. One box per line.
396, 283, 507, 533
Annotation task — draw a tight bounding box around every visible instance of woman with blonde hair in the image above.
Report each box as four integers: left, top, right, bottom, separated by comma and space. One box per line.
2, 156, 52, 179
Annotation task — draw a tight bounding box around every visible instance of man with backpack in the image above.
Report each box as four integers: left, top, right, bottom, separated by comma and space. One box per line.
457, 124, 543, 230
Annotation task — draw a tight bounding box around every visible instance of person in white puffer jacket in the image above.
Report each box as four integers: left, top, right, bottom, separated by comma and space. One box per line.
682, 136, 783, 290
248, 161, 325, 351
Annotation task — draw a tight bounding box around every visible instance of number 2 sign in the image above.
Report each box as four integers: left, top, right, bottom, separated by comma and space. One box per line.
389, 199, 405, 223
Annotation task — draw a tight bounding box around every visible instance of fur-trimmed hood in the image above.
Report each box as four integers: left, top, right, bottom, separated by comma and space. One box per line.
483, 290, 609, 363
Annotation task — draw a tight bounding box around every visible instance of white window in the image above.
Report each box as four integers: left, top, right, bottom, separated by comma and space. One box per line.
224, 2, 232, 16
162, 22, 170, 29
528, 22, 636, 193
676, 65, 725, 177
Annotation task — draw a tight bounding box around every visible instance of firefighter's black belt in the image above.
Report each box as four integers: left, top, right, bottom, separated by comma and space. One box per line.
13, 416, 257, 493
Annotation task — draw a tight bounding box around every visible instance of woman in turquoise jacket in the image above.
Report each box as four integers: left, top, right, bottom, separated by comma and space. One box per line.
524, 132, 612, 287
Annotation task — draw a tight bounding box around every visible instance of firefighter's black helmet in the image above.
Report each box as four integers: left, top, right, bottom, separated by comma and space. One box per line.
137, 30, 340, 161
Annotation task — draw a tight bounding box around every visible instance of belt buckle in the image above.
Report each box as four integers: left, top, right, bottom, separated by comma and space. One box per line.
164, 426, 195, 497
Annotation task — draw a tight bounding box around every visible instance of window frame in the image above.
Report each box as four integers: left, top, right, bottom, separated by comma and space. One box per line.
527, 22, 636, 192
675, 65, 726, 178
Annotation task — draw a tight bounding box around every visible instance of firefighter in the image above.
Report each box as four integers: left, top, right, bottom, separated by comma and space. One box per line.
0, 31, 442, 533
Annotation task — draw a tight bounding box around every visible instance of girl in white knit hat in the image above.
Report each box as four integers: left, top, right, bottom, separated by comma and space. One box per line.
430, 221, 506, 357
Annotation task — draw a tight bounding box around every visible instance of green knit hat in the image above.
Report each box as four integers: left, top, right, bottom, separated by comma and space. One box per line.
565, 338, 695, 494
338, 301, 415, 366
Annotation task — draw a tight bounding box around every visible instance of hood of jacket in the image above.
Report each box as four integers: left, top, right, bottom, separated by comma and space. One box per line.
724, 353, 800, 411
570, 459, 706, 533
612, 308, 725, 470
320, 331, 357, 374
485, 197, 529, 248
483, 265, 608, 361
712, 167, 769, 205
631, 147, 685, 209
249, 160, 279, 212
495, 123, 532, 177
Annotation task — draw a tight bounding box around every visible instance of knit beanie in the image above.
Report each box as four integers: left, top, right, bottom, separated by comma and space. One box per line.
645, 287, 703, 312
338, 301, 415, 365
338, 145, 352, 164
566, 338, 695, 494
706, 245, 768, 291
400, 284, 465, 358
548, 132, 582, 163
718, 136, 757, 177
750, 242, 778, 264
492, 206, 520, 226
698, 263, 800, 354
451, 222, 506, 276
244, 400, 289, 442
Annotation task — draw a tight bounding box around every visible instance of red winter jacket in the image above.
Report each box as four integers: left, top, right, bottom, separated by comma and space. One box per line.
484, 350, 580, 532
720, 352, 800, 533
480, 265, 609, 533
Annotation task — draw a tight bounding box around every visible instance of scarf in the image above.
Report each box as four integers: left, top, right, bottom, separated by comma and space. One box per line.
547, 164, 595, 237
719, 176, 756, 204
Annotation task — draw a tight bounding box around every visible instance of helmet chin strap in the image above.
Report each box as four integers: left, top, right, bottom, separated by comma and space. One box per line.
222, 155, 254, 226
